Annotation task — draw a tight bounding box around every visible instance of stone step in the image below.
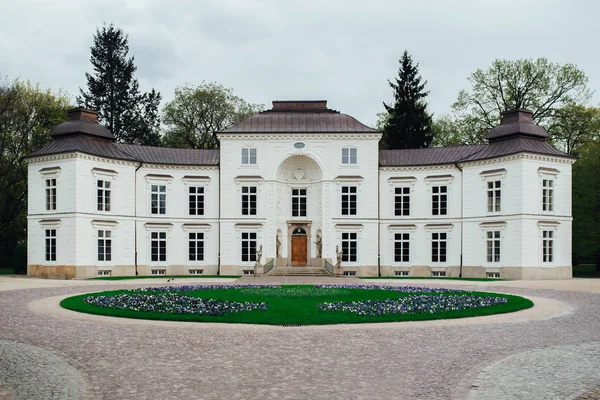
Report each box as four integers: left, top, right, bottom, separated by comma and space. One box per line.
266, 266, 332, 276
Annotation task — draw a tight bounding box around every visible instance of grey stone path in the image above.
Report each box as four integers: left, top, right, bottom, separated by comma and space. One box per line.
0, 340, 87, 400
468, 343, 600, 399
0, 276, 599, 399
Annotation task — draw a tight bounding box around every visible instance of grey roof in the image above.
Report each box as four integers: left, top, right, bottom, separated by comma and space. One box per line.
116, 143, 219, 165
27, 135, 137, 161
486, 121, 549, 140
220, 112, 378, 133
380, 137, 573, 167
26, 136, 219, 166
50, 119, 114, 140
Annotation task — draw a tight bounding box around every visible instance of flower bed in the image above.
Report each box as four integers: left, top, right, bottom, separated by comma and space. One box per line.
84, 293, 267, 316
61, 284, 533, 325
318, 294, 508, 316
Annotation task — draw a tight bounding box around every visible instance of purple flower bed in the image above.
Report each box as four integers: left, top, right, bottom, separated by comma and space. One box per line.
318, 294, 508, 316
314, 284, 461, 294
83, 293, 267, 316
134, 284, 281, 293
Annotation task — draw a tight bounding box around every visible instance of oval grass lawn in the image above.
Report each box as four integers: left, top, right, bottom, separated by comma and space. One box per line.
60, 284, 533, 325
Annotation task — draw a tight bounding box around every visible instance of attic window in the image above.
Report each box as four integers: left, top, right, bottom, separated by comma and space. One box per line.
294, 142, 305, 149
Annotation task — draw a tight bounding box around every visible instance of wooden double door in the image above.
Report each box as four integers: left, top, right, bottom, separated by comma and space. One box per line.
291, 229, 308, 265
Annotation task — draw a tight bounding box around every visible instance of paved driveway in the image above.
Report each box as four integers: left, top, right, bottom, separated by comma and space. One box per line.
1, 276, 599, 400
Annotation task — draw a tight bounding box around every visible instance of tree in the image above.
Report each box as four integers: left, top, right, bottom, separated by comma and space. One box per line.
162, 82, 263, 149
381, 51, 434, 149
572, 142, 600, 269
437, 58, 592, 146
547, 104, 600, 155
78, 23, 162, 145
0, 79, 70, 271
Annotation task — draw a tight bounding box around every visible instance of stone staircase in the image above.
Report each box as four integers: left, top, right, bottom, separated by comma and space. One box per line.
265, 266, 332, 276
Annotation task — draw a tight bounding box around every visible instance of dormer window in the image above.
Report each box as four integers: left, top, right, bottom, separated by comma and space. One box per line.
342, 148, 357, 164
242, 148, 257, 165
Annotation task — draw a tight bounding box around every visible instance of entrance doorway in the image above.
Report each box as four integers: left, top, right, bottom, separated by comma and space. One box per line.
291, 227, 308, 265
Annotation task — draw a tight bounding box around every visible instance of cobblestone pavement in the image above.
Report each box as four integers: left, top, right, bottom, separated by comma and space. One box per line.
467, 343, 600, 399
0, 340, 88, 399
0, 276, 599, 399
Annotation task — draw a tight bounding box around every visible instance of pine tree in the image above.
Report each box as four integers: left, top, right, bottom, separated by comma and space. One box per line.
382, 51, 433, 149
78, 23, 161, 145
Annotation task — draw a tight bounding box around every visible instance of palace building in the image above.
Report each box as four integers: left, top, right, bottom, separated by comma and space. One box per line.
26, 101, 574, 279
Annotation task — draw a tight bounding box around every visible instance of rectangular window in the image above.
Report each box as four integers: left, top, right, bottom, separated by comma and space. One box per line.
45, 229, 56, 261
188, 232, 204, 261
150, 185, 166, 215
97, 230, 112, 262
150, 231, 167, 262
432, 186, 447, 216
487, 181, 501, 212
241, 186, 257, 215
542, 230, 554, 263
341, 186, 357, 215
486, 231, 500, 263
394, 233, 410, 262
542, 179, 554, 212
241, 148, 257, 165
189, 186, 204, 216
241, 232, 257, 262
97, 180, 111, 212
431, 232, 447, 262
45, 179, 57, 211
292, 188, 307, 217
342, 148, 357, 164
342, 232, 357, 262
394, 187, 410, 216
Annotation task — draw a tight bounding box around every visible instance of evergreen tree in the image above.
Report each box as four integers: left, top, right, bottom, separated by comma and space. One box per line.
382, 51, 433, 149
78, 23, 161, 145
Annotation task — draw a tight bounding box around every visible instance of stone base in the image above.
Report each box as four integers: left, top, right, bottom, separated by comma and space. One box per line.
28, 265, 76, 279
136, 265, 219, 276
379, 265, 572, 280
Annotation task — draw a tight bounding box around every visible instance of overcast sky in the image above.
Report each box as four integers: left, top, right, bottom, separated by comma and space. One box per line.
1, 0, 599, 127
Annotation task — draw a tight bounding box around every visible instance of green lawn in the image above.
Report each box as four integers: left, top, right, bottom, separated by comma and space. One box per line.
0, 268, 16, 275
60, 285, 533, 325
87, 275, 241, 280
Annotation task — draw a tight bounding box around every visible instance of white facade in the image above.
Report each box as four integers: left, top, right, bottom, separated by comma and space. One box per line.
26, 104, 574, 279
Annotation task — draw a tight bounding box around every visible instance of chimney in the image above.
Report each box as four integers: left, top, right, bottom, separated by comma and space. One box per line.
67, 108, 99, 123
501, 109, 533, 125
271, 100, 328, 112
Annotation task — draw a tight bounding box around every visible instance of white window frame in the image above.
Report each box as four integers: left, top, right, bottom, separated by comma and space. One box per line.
92, 168, 117, 214
542, 179, 554, 212
479, 221, 506, 266
39, 219, 61, 265
97, 180, 111, 212
341, 232, 358, 263
235, 224, 262, 266
92, 220, 118, 268
144, 223, 172, 265
241, 185, 258, 216
97, 229, 113, 263
425, 224, 453, 266
150, 184, 167, 215
188, 186, 205, 216
182, 176, 211, 217
335, 224, 363, 267
146, 175, 172, 216
486, 231, 501, 263
241, 231, 257, 264
341, 186, 358, 216
388, 177, 416, 218
480, 169, 506, 214
40, 167, 61, 212
291, 188, 307, 218
241, 148, 257, 165
486, 181, 502, 213
341, 147, 357, 165
425, 175, 453, 217
183, 224, 211, 265
388, 225, 416, 266
538, 221, 559, 266
538, 168, 559, 214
